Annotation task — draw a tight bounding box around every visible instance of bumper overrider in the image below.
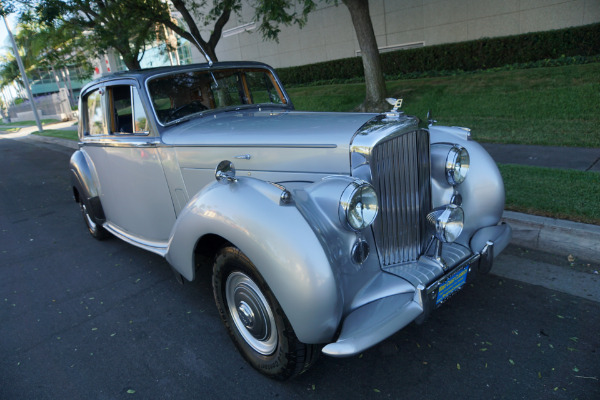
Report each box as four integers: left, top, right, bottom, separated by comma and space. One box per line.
322, 222, 511, 357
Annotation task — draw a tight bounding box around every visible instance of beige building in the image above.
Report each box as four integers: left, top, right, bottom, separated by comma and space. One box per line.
186, 0, 600, 68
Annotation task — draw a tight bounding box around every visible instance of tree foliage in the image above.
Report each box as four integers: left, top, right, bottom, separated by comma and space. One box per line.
19, 0, 169, 70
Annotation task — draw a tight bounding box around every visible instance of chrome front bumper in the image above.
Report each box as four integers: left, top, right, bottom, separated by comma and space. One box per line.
322, 223, 511, 357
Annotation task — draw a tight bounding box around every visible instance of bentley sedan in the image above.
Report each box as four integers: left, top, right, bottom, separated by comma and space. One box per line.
70, 61, 511, 379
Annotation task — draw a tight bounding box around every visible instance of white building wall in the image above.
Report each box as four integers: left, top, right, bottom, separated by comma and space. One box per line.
187, 0, 600, 68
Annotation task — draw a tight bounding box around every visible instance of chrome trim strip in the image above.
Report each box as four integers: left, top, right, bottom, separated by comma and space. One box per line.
103, 223, 168, 257
80, 140, 336, 149
171, 144, 338, 149
80, 138, 161, 148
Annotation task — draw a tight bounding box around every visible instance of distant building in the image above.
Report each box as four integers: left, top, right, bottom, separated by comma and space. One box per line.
182, 0, 600, 68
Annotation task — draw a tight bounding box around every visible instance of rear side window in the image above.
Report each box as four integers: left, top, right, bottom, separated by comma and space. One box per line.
86, 90, 105, 136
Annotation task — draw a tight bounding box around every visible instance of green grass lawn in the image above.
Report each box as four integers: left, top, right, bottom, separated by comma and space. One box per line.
288, 63, 600, 148
499, 164, 600, 225
0, 119, 60, 126
32, 129, 78, 141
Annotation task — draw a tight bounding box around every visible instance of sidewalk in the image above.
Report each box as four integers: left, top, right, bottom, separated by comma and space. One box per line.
482, 143, 600, 172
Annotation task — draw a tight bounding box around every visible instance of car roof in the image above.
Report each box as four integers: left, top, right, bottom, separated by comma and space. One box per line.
82, 61, 276, 91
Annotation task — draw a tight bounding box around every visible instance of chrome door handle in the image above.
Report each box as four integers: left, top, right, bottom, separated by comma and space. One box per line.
234, 154, 252, 160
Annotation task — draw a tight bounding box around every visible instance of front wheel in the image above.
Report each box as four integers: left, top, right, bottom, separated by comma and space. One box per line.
212, 247, 318, 380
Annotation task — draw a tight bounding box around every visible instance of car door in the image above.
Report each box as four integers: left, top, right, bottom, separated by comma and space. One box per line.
81, 80, 176, 245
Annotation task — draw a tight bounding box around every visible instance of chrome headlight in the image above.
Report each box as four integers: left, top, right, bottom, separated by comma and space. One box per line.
427, 204, 464, 243
339, 181, 379, 231
445, 146, 470, 186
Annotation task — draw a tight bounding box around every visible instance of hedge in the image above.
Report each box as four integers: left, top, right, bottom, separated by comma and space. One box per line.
276, 23, 600, 85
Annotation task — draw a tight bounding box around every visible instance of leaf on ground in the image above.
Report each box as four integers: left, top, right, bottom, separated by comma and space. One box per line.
509, 359, 515, 365
457, 363, 461, 370
573, 366, 580, 372
557, 315, 565, 319
374, 389, 380, 393
127, 389, 136, 394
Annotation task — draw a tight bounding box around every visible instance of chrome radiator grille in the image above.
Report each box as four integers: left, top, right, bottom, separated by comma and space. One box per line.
370, 129, 431, 266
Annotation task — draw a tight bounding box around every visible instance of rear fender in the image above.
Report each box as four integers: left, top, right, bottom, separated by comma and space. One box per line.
166, 177, 343, 343
69, 149, 105, 221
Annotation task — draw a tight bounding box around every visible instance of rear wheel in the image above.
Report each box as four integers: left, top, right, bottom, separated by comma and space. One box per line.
212, 246, 318, 380
79, 200, 109, 240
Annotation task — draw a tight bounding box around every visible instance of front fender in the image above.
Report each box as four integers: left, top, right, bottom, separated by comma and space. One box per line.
429, 126, 505, 246
166, 177, 343, 344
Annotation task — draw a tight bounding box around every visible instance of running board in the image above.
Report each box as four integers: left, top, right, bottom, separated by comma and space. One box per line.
103, 223, 168, 257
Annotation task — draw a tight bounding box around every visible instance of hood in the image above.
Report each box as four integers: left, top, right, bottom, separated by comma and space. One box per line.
161, 109, 377, 148
162, 110, 378, 185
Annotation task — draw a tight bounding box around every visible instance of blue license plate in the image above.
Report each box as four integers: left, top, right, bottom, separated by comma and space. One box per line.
436, 265, 469, 306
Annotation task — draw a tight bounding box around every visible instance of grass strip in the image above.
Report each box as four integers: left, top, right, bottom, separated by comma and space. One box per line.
0, 119, 60, 126
32, 129, 78, 141
499, 164, 600, 225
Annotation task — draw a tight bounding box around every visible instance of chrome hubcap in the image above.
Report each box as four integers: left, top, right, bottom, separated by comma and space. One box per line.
226, 272, 277, 355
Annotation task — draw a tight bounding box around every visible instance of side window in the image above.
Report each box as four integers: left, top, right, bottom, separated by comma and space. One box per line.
109, 85, 150, 135
132, 89, 149, 134
86, 90, 105, 136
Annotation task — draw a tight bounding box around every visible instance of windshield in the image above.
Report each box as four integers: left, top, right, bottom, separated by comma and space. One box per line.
147, 68, 288, 124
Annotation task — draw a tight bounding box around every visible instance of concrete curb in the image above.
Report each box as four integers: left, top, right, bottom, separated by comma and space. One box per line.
26, 133, 79, 150
502, 210, 600, 263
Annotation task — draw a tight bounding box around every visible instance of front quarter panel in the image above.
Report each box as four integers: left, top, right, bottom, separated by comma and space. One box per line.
429, 126, 505, 245
166, 177, 343, 344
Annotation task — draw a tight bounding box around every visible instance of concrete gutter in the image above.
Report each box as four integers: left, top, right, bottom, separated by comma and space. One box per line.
502, 210, 600, 263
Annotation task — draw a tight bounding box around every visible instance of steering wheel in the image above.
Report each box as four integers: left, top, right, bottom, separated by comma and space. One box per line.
166, 100, 208, 122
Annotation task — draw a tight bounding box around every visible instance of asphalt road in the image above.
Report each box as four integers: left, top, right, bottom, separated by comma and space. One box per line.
1, 137, 598, 400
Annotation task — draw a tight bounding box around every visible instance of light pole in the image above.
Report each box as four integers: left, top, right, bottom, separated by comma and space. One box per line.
1, 12, 43, 132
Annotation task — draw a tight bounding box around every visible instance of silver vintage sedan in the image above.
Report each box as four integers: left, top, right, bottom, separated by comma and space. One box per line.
70, 61, 511, 379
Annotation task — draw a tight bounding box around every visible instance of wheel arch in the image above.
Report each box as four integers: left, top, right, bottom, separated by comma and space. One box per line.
166, 178, 343, 344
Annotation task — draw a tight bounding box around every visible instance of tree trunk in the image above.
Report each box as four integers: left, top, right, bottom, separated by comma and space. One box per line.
117, 47, 142, 70
343, 0, 388, 112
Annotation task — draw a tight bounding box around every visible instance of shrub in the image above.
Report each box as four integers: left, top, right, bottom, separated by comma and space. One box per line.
276, 23, 600, 85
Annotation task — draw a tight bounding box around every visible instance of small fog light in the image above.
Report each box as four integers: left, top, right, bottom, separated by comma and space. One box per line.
351, 239, 370, 264
427, 204, 464, 243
